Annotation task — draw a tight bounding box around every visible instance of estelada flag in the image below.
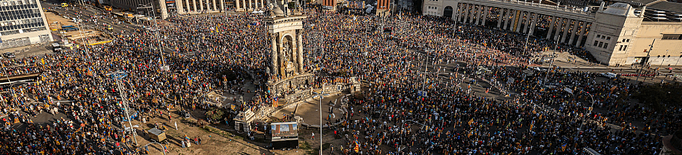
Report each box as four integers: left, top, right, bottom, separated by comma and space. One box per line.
354, 140, 360, 153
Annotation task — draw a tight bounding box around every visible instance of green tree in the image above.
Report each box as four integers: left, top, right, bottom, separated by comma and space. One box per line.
205, 108, 225, 121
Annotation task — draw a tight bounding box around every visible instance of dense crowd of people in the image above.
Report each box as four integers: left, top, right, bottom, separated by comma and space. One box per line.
0, 4, 679, 155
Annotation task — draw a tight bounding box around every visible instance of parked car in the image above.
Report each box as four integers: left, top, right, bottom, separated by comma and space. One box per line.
3, 53, 15, 58
600, 72, 618, 79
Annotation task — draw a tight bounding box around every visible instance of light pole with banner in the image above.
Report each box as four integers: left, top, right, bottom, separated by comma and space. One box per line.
312, 83, 326, 155
107, 71, 139, 146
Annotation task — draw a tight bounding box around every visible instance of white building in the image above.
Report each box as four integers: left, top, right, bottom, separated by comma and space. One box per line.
421, 0, 682, 66
0, 0, 53, 50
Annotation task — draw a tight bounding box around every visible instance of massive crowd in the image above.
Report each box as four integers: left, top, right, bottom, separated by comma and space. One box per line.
0, 4, 679, 155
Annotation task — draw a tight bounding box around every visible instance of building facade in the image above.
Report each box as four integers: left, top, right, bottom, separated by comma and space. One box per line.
111, 0, 170, 19
422, 0, 682, 66
0, 0, 53, 50
176, 0, 229, 14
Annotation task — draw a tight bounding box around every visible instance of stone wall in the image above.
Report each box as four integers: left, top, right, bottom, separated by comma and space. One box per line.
284, 89, 312, 104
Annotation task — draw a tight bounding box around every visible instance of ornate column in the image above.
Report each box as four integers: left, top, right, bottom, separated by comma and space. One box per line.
560, 19, 571, 43
468, 5, 475, 24
186, 0, 192, 12
271, 34, 278, 77
568, 21, 579, 44
502, 9, 514, 30
497, 8, 504, 28
474, 5, 483, 25
200, 0, 204, 12
248, 0, 253, 11
481, 6, 490, 26
546, 16, 557, 39
278, 35, 285, 78
297, 33, 304, 74
193, 0, 198, 13
553, 18, 563, 41
514, 11, 522, 33
527, 13, 537, 34
463, 4, 470, 24
221, 0, 225, 12
457, 3, 466, 22
260, 0, 264, 10
575, 22, 588, 47
236, 0, 241, 11
213, 0, 217, 11
176, 0, 184, 14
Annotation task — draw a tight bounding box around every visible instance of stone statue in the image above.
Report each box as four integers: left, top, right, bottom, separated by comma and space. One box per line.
268, 3, 276, 17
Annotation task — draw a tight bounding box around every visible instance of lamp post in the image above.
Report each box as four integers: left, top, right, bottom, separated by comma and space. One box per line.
564, 89, 594, 138
636, 39, 655, 82
108, 71, 139, 146
453, 5, 459, 37
313, 83, 325, 155
143, 142, 167, 155
577, 91, 594, 137
542, 36, 559, 85
319, 83, 323, 155
138, 3, 168, 70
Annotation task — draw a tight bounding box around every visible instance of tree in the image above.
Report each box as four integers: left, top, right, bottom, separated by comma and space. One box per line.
205, 108, 224, 121
632, 83, 682, 111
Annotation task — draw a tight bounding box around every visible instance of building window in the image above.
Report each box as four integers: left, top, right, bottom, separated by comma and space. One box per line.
619, 45, 623, 51
593, 41, 599, 46
603, 43, 608, 49
596, 35, 601, 38
606, 37, 610, 40
622, 45, 627, 51
662, 34, 682, 40
626, 39, 630, 42
598, 42, 603, 48
601, 36, 605, 39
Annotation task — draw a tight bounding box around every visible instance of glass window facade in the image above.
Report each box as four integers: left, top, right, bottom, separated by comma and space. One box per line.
0, 0, 46, 36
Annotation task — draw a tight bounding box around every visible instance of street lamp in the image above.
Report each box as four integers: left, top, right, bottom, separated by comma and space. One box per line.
138, 3, 168, 70
636, 39, 655, 82
143, 142, 167, 155
542, 35, 560, 85
578, 91, 595, 136
564, 89, 595, 138
107, 71, 139, 146
312, 83, 325, 155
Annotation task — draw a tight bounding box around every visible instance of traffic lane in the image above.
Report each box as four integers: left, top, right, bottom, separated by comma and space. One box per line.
47, 5, 138, 33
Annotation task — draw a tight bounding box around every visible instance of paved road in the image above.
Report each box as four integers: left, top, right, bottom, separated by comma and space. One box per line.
43, 2, 139, 34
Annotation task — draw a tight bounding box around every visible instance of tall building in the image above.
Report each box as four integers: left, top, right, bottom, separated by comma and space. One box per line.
422, 0, 682, 66
0, 0, 53, 50
110, 0, 230, 18
174, 0, 229, 14
377, 0, 391, 16
110, 0, 170, 19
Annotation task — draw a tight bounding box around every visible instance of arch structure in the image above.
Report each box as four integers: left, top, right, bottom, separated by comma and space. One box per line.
265, 5, 314, 102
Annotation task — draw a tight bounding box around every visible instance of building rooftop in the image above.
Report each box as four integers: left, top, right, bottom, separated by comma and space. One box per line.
648, 1, 682, 14
611, 0, 657, 6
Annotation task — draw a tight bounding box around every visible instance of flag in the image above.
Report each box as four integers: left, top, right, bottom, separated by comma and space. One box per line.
468, 118, 474, 126
354, 140, 360, 153
529, 120, 535, 130
564, 87, 573, 94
